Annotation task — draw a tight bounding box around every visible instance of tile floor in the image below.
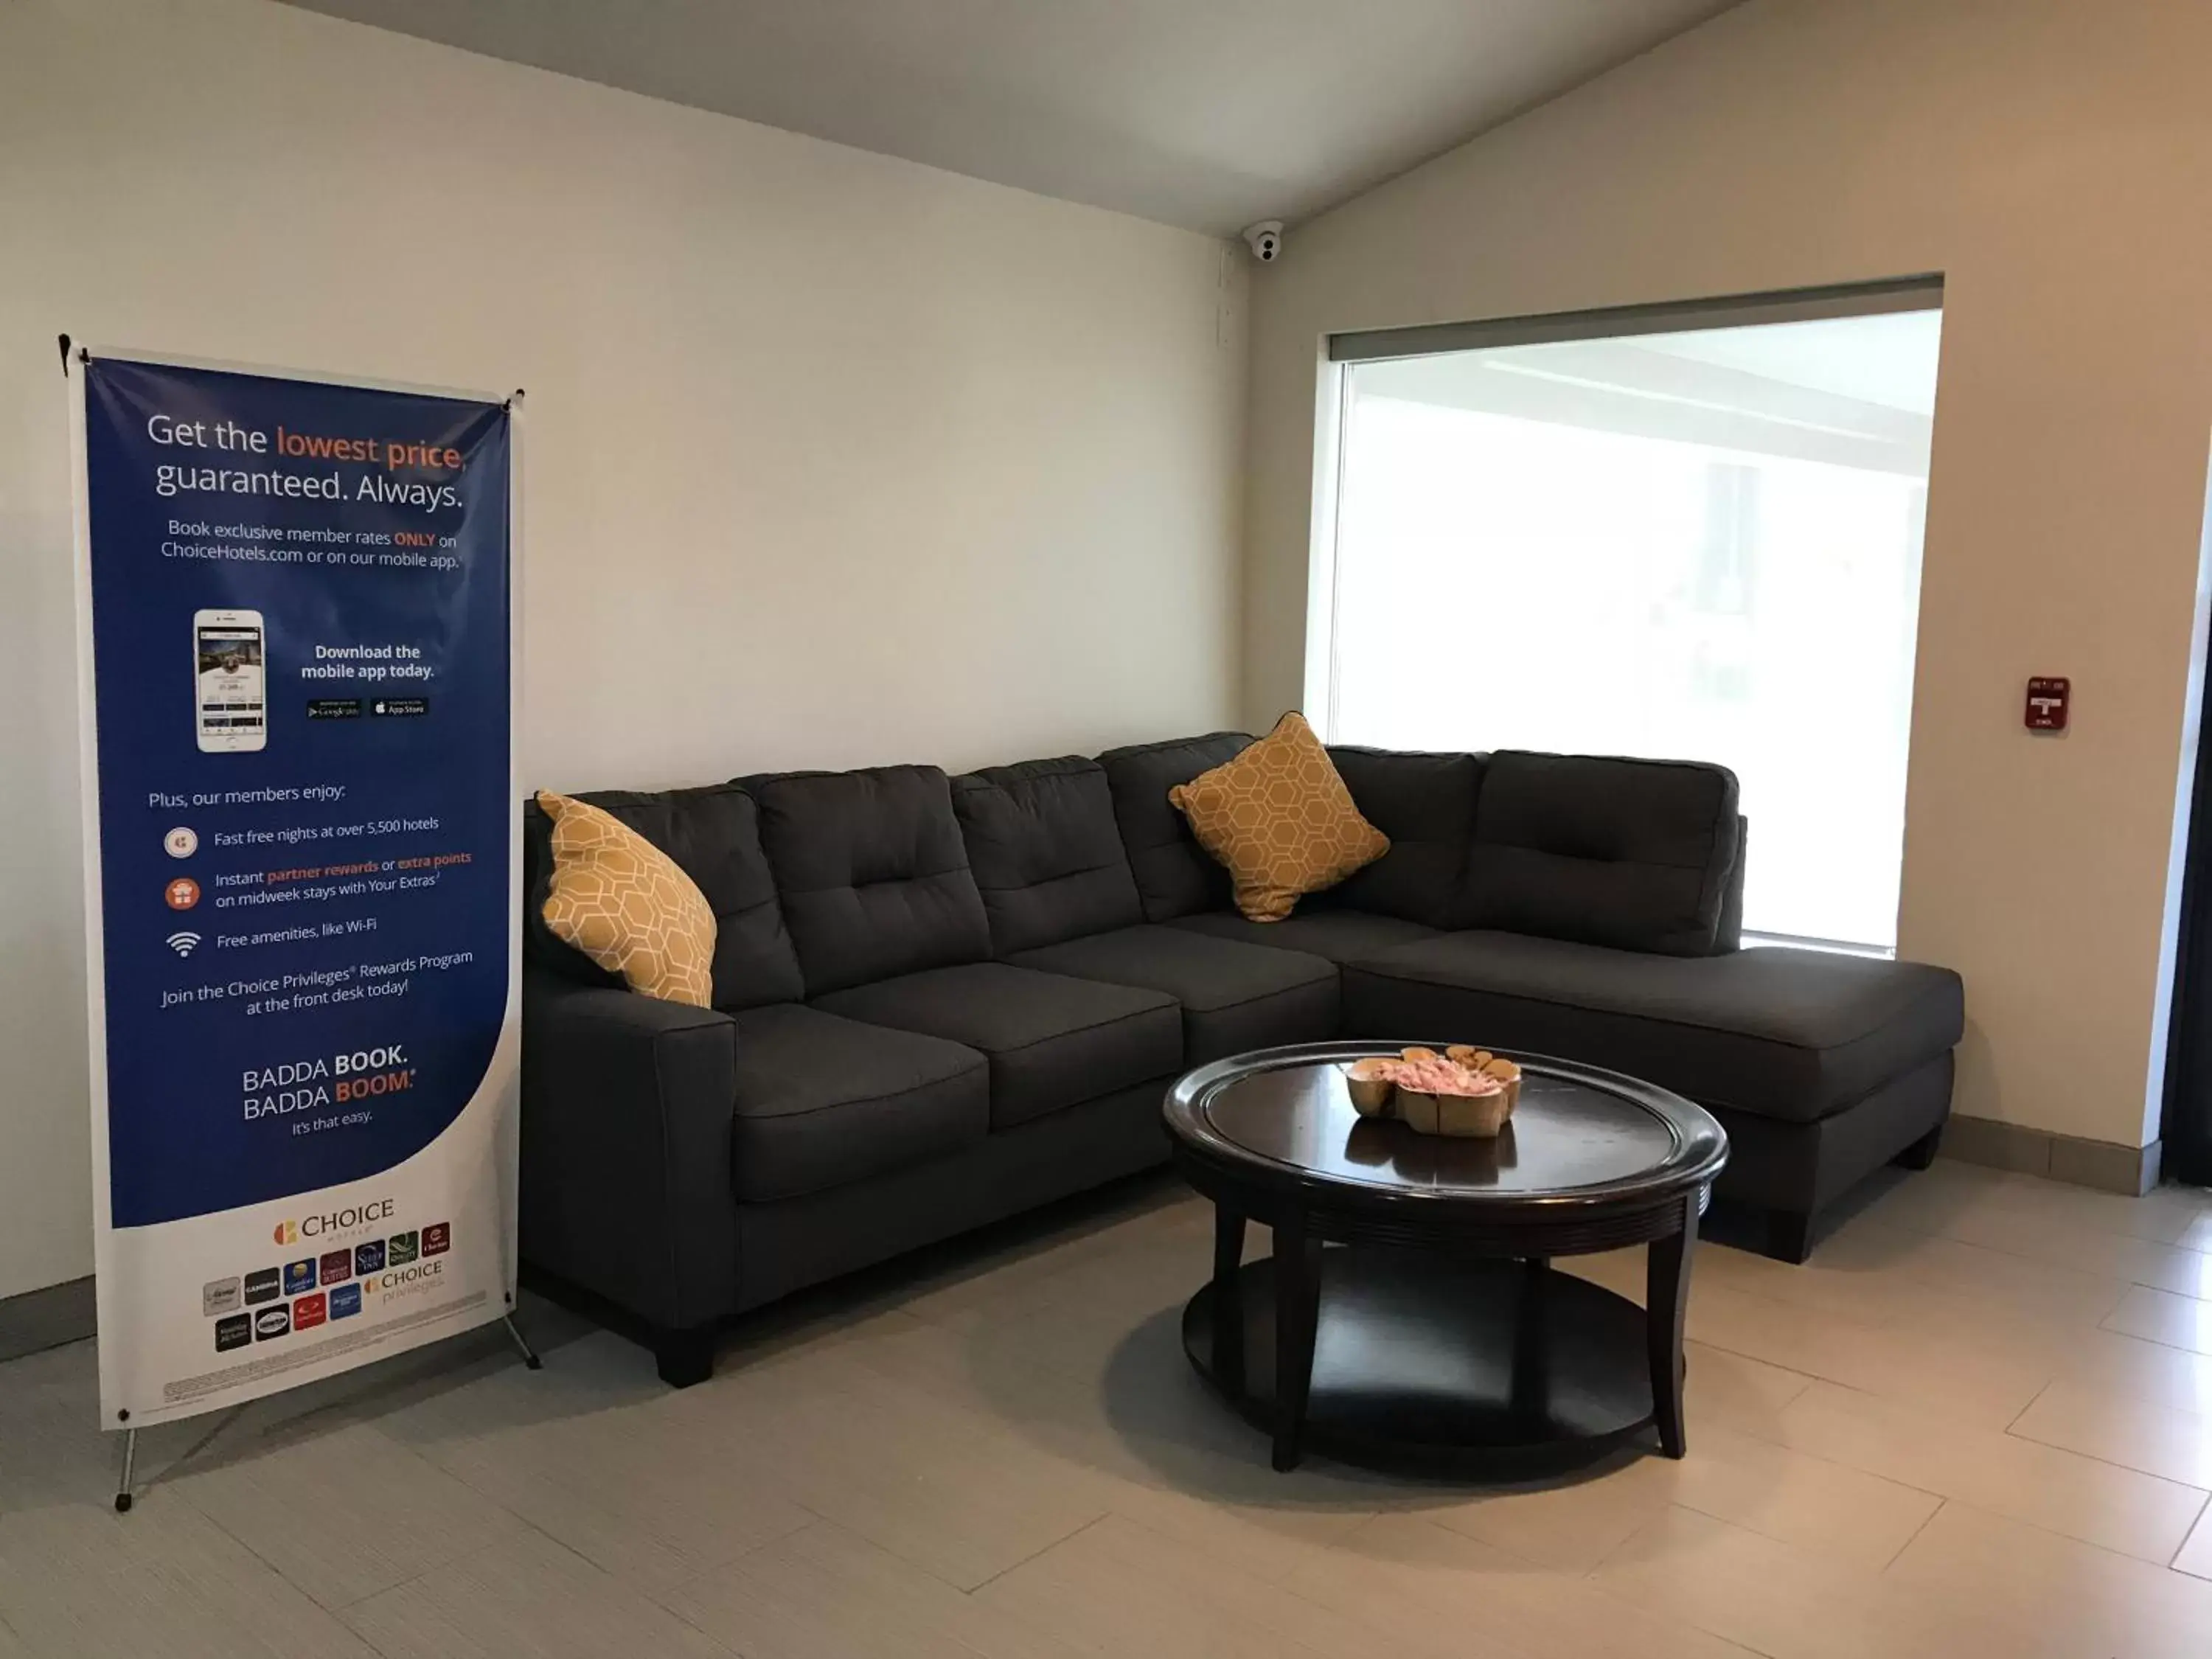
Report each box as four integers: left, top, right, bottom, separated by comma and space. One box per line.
5, 1158, 2212, 1656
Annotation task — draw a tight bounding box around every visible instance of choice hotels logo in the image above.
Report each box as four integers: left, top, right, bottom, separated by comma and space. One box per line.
273, 1194, 396, 1247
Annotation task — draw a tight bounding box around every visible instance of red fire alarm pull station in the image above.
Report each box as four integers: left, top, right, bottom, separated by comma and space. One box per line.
2025, 677, 2070, 732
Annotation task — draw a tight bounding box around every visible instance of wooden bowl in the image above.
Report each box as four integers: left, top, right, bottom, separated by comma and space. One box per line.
1343, 1058, 1398, 1116
1397, 1088, 1514, 1139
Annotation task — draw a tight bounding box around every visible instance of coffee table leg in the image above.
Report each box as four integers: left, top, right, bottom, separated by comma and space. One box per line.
1272, 1216, 1321, 1472
1509, 1258, 1551, 1423
1211, 1203, 1245, 1391
1646, 1194, 1700, 1458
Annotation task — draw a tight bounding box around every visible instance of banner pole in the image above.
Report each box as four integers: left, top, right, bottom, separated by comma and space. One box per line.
501, 1312, 543, 1371
114, 1428, 137, 1514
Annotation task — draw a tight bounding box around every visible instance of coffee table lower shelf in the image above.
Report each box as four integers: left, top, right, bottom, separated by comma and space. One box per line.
1181, 1246, 1660, 1479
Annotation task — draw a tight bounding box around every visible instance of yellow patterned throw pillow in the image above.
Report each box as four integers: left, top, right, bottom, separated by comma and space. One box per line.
1168, 712, 1389, 922
537, 790, 717, 1008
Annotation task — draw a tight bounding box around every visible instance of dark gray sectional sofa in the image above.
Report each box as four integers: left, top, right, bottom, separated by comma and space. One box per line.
521, 734, 1964, 1384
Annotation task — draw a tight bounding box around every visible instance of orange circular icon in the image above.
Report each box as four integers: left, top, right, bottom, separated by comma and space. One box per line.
164, 877, 201, 911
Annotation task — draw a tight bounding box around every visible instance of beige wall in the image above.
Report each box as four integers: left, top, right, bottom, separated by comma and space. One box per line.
1242, 0, 2212, 1152
0, 0, 1248, 1300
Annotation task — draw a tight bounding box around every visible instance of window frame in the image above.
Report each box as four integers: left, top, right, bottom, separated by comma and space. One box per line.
1304, 276, 1945, 950
1324, 275, 1944, 365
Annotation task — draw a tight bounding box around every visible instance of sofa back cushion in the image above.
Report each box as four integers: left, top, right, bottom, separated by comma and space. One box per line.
950, 757, 1144, 954
1315, 747, 1486, 925
1714, 816, 1750, 953
750, 765, 992, 995
522, 782, 804, 1010
1096, 732, 1252, 922
1461, 751, 1742, 956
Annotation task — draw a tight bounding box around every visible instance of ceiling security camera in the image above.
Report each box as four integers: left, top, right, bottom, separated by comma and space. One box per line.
1243, 220, 1284, 263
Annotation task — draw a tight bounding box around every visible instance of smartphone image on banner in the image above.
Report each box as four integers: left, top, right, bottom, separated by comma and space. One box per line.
193, 608, 268, 753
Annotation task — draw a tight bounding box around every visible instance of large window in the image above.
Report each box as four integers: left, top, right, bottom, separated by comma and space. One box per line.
1317, 288, 1942, 951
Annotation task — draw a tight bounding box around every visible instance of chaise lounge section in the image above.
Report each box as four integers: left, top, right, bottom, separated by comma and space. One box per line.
521, 732, 1964, 1382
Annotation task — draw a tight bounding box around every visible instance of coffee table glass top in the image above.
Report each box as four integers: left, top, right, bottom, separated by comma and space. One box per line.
1200, 1057, 1682, 1197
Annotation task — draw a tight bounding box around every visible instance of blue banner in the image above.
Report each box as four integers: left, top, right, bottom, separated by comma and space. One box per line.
77, 355, 518, 1423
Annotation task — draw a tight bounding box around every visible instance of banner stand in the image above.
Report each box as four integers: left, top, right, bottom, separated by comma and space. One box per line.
70, 346, 529, 1510
108, 1310, 538, 1513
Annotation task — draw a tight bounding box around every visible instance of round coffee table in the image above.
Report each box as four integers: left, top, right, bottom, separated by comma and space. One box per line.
1163, 1041, 1728, 1475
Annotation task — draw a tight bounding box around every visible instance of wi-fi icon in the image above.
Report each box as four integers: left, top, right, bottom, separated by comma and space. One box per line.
166, 931, 202, 957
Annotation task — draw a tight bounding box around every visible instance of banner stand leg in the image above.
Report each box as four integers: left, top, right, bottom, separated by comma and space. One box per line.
502, 1313, 543, 1371
114, 1308, 531, 1512
114, 1428, 138, 1514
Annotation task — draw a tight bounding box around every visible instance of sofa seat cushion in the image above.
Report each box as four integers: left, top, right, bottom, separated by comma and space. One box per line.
1009, 925, 1340, 1064
730, 1004, 990, 1202
815, 962, 1182, 1129
1342, 932, 1965, 1123
1168, 908, 1441, 965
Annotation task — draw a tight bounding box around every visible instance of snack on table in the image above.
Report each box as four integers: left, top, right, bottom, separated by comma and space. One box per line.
1340, 1048, 1522, 1138
1390, 1055, 1503, 1097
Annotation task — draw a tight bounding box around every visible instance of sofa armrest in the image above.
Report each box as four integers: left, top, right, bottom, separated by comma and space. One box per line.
520, 968, 740, 1334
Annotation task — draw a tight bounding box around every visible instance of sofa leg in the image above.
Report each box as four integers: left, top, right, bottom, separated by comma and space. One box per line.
1767, 1210, 1815, 1265
1891, 1124, 1944, 1172
652, 1325, 717, 1388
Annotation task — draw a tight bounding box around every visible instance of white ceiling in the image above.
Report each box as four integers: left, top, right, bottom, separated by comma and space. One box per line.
279, 0, 1742, 234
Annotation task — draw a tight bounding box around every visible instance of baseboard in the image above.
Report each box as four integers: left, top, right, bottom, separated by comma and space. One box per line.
1938, 1114, 2162, 1197
0, 1275, 94, 1363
